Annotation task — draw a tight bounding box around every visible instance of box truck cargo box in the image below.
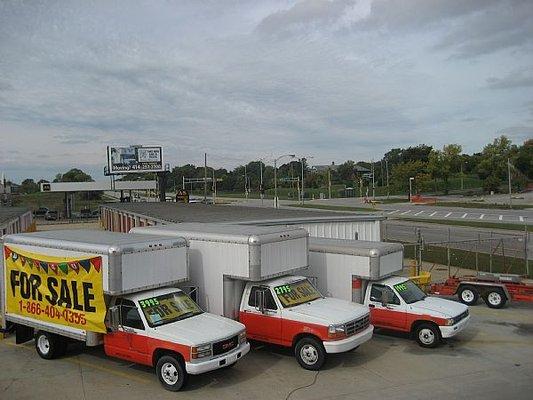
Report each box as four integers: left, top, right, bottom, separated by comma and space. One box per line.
306, 237, 469, 349
131, 223, 309, 316
2, 230, 189, 296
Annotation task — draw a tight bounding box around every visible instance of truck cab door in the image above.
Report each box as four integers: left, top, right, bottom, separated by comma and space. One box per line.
104, 298, 150, 364
367, 284, 407, 331
239, 285, 282, 344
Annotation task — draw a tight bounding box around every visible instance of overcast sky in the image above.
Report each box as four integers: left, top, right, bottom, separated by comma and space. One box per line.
1, 0, 532, 182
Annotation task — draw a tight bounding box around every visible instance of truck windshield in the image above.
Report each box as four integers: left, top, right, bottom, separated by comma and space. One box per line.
393, 280, 426, 304
139, 292, 203, 327
274, 279, 322, 308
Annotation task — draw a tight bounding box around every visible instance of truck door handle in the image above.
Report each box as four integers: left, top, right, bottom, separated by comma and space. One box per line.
123, 327, 135, 333
368, 304, 375, 308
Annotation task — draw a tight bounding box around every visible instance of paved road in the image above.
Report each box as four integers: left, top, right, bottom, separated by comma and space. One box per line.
309, 198, 533, 225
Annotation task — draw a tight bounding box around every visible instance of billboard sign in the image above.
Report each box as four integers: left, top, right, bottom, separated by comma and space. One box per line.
107, 145, 163, 174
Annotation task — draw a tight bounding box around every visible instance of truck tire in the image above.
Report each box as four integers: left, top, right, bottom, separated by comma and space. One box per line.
294, 337, 326, 371
414, 323, 441, 348
484, 289, 507, 309
156, 355, 187, 392
35, 331, 61, 360
458, 286, 479, 306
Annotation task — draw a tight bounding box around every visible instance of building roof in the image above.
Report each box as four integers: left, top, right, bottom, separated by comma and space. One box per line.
0, 207, 30, 226
101, 202, 384, 225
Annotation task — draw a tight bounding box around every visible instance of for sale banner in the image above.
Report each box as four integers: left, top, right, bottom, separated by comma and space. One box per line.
4, 246, 106, 333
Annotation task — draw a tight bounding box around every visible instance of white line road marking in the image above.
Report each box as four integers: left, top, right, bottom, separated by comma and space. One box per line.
430, 212, 437, 217
479, 214, 485, 220
499, 215, 503, 221
400, 210, 411, 215
461, 213, 468, 219
444, 212, 452, 218
388, 210, 400, 214
519, 216, 524, 222
414, 211, 424, 216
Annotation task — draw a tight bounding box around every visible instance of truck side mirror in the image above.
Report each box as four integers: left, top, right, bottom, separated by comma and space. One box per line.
108, 306, 120, 332
254, 290, 266, 314
381, 290, 390, 307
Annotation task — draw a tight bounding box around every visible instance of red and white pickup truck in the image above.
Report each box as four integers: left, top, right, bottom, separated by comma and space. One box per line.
305, 238, 470, 348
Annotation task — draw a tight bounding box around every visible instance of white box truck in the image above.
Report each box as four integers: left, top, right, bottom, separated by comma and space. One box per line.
1, 230, 249, 391
131, 223, 373, 370
306, 237, 470, 348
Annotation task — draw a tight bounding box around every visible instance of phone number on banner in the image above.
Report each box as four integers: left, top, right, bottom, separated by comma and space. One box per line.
18, 300, 87, 325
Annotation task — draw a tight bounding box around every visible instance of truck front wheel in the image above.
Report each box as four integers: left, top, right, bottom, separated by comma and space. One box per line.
156, 355, 187, 391
414, 323, 441, 348
294, 337, 326, 371
35, 331, 65, 359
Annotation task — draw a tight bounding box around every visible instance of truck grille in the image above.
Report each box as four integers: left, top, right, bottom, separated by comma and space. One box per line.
453, 310, 469, 325
345, 314, 370, 336
212, 335, 238, 356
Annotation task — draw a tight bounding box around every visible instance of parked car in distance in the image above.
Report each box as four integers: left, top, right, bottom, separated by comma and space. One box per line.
80, 208, 92, 218
91, 209, 100, 218
44, 210, 58, 221
34, 207, 49, 218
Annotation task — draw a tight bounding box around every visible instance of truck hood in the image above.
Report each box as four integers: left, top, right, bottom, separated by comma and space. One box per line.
285, 297, 369, 326
153, 312, 245, 346
409, 296, 468, 319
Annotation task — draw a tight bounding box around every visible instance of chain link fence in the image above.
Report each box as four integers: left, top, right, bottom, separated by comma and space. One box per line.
383, 223, 531, 277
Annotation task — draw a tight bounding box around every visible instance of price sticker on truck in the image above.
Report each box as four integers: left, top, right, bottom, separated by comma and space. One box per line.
394, 283, 408, 292
275, 280, 322, 307
140, 292, 202, 327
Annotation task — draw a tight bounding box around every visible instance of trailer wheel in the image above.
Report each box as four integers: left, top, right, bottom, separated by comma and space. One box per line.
35, 331, 61, 360
414, 323, 441, 348
485, 289, 507, 309
458, 286, 479, 306
156, 355, 187, 392
295, 337, 326, 370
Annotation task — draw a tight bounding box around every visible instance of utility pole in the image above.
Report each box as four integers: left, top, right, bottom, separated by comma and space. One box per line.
371, 160, 375, 200
244, 164, 248, 201
204, 153, 207, 204
301, 158, 305, 205
328, 168, 332, 199
385, 158, 390, 199
212, 168, 216, 205
460, 162, 464, 191
260, 159, 264, 205
508, 158, 512, 209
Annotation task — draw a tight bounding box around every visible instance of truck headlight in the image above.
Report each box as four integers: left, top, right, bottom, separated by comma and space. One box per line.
446, 318, 455, 326
191, 343, 212, 359
238, 330, 247, 345
328, 324, 346, 339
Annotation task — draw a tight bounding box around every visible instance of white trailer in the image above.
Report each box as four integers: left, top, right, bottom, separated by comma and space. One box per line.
131, 223, 374, 371
305, 237, 470, 348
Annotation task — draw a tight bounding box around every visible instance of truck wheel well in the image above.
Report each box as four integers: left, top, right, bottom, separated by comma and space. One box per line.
292, 333, 322, 349
410, 320, 438, 336
152, 348, 184, 367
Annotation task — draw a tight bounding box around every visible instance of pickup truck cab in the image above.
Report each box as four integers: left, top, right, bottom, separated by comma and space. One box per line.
105, 287, 250, 391
239, 276, 373, 370
365, 276, 470, 348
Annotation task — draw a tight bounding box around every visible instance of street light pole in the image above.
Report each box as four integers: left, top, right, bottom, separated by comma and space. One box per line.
508, 158, 512, 209
273, 154, 295, 208
260, 159, 264, 205
385, 158, 389, 199
409, 177, 414, 202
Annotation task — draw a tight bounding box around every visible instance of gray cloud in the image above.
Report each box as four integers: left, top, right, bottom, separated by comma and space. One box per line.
0, 0, 532, 181
487, 70, 533, 90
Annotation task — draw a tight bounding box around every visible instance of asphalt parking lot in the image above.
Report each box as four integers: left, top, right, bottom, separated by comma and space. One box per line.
1, 301, 532, 400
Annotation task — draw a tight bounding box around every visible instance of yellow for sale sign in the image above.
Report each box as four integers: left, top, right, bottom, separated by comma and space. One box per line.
4, 246, 106, 333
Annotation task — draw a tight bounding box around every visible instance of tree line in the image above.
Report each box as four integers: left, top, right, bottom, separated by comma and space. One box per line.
16, 135, 532, 197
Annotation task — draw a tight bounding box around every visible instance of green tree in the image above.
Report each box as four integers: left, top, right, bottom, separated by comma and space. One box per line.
477, 136, 517, 193
54, 168, 93, 182
515, 139, 533, 179
428, 144, 462, 194
19, 178, 40, 194
391, 160, 428, 193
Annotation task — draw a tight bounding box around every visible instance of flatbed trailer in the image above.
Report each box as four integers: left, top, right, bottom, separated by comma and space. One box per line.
430, 272, 533, 309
